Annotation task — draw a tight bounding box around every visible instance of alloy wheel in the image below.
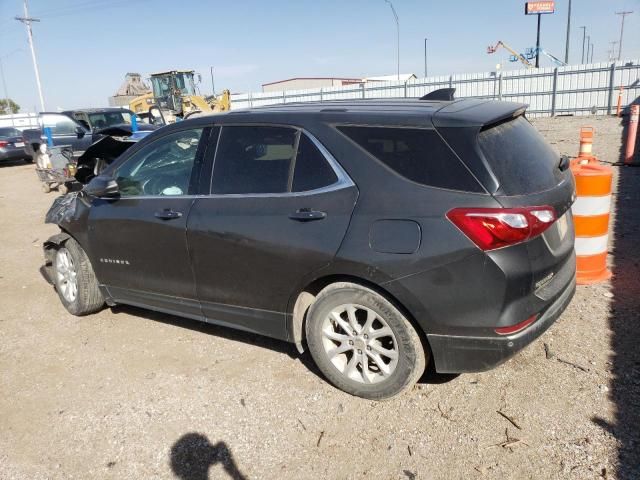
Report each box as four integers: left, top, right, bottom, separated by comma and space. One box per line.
321, 304, 399, 384
55, 248, 78, 303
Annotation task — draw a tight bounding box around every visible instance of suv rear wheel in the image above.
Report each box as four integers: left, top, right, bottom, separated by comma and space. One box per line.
306, 282, 426, 400
53, 238, 104, 315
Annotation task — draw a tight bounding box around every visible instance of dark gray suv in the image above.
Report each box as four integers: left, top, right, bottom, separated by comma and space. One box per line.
43, 94, 576, 399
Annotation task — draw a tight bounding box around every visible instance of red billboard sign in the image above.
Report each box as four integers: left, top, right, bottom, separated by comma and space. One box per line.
525, 1, 555, 14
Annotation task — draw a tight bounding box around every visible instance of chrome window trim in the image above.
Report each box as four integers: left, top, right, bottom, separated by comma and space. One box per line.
104, 125, 354, 201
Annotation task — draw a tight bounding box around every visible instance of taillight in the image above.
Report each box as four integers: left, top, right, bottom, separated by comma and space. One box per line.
494, 314, 537, 335
447, 206, 556, 251
0, 141, 8, 147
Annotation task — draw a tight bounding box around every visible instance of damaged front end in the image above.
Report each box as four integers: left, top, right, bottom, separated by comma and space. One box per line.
42, 191, 93, 284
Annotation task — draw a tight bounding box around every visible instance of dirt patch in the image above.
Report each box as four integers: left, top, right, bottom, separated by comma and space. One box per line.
0, 116, 638, 479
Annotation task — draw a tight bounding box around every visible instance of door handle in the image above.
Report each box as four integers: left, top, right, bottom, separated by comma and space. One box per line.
289, 208, 326, 222
154, 209, 183, 220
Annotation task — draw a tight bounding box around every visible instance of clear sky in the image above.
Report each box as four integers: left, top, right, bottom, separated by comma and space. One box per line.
0, 0, 639, 112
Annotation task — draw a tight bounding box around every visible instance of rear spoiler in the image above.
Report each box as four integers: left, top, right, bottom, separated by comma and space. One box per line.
432, 98, 527, 129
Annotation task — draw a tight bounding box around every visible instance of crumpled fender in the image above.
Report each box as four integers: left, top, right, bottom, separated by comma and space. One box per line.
45, 192, 82, 225
43, 231, 71, 247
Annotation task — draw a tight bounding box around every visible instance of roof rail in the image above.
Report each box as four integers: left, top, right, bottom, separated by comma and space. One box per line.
420, 88, 456, 101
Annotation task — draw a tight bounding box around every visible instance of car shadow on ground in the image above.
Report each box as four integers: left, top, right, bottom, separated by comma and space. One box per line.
111, 303, 458, 388
170, 433, 247, 480
0, 158, 31, 168
590, 105, 640, 478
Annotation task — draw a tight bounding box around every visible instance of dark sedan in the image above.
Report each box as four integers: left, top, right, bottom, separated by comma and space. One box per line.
0, 127, 30, 162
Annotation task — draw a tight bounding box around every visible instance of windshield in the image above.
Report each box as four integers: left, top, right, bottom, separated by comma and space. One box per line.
0, 127, 22, 138
87, 112, 130, 129
174, 73, 196, 95
151, 75, 172, 99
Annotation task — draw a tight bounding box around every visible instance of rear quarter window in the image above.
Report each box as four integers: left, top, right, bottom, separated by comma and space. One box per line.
337, 126, 483, 192
478, 116, 562, 195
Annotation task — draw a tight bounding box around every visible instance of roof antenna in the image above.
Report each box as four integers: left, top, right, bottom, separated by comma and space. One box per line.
420, 88, 455, 101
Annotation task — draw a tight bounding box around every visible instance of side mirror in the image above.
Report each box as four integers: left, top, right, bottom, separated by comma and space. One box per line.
75, 126, 86, 138
84, 175, 119, 198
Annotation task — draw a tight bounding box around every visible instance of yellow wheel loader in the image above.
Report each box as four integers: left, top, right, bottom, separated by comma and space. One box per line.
129, 70, 230, 125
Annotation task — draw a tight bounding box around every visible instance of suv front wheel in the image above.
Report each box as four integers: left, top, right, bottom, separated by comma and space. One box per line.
53, 238, 104, 316
306, 282, 427, 400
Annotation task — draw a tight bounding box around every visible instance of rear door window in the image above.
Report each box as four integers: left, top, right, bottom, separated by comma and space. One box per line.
478, 116, 561, 195
337, 126, 482, 192
211, 126, 339, 194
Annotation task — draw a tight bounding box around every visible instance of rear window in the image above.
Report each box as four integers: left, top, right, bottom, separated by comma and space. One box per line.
0, 127, 21, 137
338, 126, 482, 192
478, 116, 561, 195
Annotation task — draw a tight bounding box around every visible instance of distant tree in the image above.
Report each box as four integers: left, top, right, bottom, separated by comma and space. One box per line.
0, 98, 20, 115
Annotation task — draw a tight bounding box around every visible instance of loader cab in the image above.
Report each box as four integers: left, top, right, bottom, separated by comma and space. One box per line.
150, 71, 198, 114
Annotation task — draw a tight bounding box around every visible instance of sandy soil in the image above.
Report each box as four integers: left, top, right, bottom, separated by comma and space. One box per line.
0, 116, 638, 479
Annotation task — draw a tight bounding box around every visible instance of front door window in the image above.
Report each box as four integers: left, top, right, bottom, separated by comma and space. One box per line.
113, 128, 204, 197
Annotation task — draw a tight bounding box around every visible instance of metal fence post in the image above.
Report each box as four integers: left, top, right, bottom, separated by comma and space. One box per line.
320, 87, 323, 102
248, 92, 253, 108
607, 62, 616, 115
361, 83, 366, 99
282, 90, 286, 104
498, 73, 503, 101
403, 81, 408, 98
449, 75, 453, 88
551, 68, 559, 116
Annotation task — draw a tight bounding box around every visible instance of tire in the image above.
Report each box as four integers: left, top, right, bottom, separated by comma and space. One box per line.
59, 184, 69, 195
305, 282, 427, 400
23, 157, 33, 163
52, 238, 104, 316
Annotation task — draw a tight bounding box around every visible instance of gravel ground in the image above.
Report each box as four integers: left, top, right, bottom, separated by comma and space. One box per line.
1, 116, 638, 479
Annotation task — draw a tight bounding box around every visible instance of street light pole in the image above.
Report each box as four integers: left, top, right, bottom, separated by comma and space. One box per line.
384, 0, 400, 80
210, 66, 215, 96
615, 11, 633, 61
590, 43, 594, 63
424, 38, 428, 78
564, 0, 572, 64
15, 0, 45, 112
586, 36, 591, 64
579, 26, 586, 64
535, 13, 541, 68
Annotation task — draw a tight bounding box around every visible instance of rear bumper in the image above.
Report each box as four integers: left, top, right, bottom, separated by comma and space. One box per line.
427, 274, 576, 373
0, 148, 29, 161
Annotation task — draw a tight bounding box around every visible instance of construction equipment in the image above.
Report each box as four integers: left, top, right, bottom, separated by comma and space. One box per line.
524, 47, 567, 67
487, 41, 534, 69
129, 70, 231, 124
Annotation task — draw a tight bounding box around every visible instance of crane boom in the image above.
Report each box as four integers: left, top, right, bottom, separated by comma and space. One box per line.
487, 41, 534, 69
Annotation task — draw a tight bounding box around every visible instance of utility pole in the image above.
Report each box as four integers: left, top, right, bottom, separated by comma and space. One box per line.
586, 36, 591, 64
424, 38, 428, 78
210, 66, 215, 96
564, 0, 572, 64
384, 0, 400, 80
590, 42, 594, 63
579, 26, 586, 63
615, 11, 633, 61
15, 0, 44, 112
608, 41, 619, 62
0, 57, 14, 125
